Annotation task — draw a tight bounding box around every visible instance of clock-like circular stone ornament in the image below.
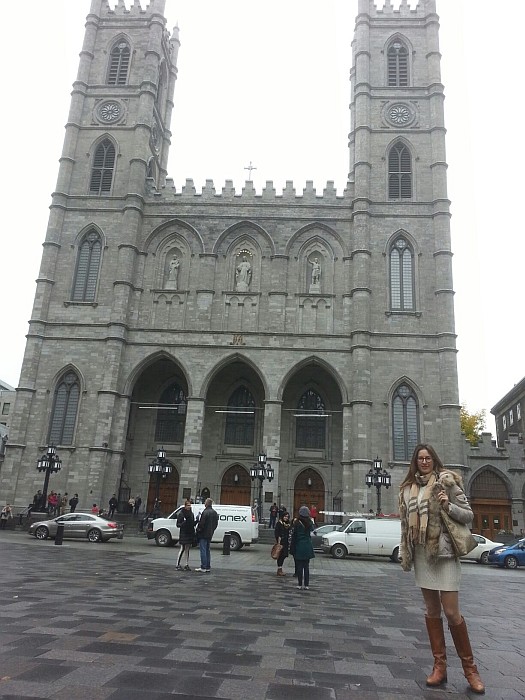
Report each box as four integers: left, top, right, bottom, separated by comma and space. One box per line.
387, 103, 413, 127
98, 101, 122, 123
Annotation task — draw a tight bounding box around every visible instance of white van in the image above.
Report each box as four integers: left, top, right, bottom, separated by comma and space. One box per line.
146, 503, 258, 550
320, 517, 401, 561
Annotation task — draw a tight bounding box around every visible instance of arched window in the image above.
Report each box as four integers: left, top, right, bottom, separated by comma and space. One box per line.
296, 389, 326, 449
392, 384, 419, 461
387, 41, 409, 86
155, 384, 187, 444
225, 387, 255, 446
72, 230, 102, 302
107, 41, 130, 85
89, 139, 116, 195
388, 142, 412, 199
390, 237, 414, 311
48, 371, 80, 445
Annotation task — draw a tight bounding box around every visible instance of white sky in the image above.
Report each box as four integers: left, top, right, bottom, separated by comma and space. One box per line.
1, 0, 523, 433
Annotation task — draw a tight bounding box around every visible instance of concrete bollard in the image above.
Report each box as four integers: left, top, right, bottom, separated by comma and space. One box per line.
222, 531, 231, 555
55, 523, 65, 545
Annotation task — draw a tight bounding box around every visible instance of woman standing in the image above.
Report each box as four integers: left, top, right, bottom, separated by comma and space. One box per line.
176, 500, 195, 571
399, 444, 484, 694
290, 506, 315, 590
274, 511, 291, 576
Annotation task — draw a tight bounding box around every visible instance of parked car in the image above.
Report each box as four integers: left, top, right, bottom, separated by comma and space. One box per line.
310, 524, 341, 549
28, 512, 124, 543
488, 538, 525, 569
461, 534, 503, 564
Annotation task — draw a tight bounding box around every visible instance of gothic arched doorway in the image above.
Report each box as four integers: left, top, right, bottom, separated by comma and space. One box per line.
469, 469, 512, 540
147, 467, 179, 516
294, 468, 325, 522
220, 465, 251, 505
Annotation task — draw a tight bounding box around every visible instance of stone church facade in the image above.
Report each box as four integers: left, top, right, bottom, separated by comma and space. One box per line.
1, 0, 467, 518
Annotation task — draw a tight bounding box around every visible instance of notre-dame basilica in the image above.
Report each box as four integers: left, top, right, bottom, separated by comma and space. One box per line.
1, 0, 465, 518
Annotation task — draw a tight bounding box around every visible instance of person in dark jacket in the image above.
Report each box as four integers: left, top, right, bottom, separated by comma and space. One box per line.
290, 506, 315, 590
175, 500, 195, 571
195, 498, 219, 572
274, 511, 291, 576
69, 494, 79, 512
108, 494, 118, 518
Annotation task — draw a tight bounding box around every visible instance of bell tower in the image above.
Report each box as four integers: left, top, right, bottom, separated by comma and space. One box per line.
55, 0, 179, 200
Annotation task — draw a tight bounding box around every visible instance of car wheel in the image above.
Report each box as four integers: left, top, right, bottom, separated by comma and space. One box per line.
229, 533, 242, 551
391, 546, 400, 563
87, 528, 102, 543
480, 551, 490, 565
504, 555, 518, 569
331, 543, 347, 559
35, 526, 49, 540
155, 530, 172, 547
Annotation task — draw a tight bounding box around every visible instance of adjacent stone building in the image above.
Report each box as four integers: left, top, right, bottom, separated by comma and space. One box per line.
1, 0, 467, 518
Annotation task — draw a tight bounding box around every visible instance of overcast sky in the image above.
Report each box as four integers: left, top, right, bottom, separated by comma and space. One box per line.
1, 1, 523, 433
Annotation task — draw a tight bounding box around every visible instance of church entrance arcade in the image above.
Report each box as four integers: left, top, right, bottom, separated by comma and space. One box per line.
125, 356, 188, 514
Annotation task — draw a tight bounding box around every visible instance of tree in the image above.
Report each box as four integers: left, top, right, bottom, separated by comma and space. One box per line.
460, 405, 486, 445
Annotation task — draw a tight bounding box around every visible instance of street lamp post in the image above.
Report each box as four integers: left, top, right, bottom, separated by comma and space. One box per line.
148, 447, 172, 516
250, 452, 274, 523
36, 445, 62, 512
365, 456, 391, 516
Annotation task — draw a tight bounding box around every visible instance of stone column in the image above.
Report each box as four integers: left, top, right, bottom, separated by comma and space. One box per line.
180, 397, 205, 498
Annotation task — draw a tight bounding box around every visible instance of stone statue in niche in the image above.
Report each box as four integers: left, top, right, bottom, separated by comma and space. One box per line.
235, 255, 252, 292
165, 255, 180, 289
309, 256, 322, 292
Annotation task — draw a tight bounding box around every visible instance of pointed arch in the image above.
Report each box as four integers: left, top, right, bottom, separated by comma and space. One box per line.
277, 356, 348, 404
388, 140, 412, 199
107, 38, 131, 85
48, 369, 81, 445
124, 351, 193, 397
391, 379, 421, 461
388, 232, 415, 311
200, 352, 269, 399
144, 219, 205, 256
72, 227, 103, 302
212, 220, 275, 256
89, 136, 117, 195
285, 222, 344, 257
386, 35, 411, 87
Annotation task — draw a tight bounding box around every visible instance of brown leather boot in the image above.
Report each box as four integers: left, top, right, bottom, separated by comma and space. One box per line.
276, 568, 286, 576
449, 617, 485, 694
424, 616, 447, 686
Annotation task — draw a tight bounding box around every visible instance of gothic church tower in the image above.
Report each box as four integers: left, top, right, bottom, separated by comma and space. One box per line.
2, 1, 463, 521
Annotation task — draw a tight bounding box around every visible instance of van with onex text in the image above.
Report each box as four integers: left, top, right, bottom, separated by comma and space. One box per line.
147, 503, 258, 550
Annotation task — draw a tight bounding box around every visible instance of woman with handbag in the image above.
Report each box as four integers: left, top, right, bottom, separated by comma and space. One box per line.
399, 444, 484, 694
175, 500, 195, 571
274, 511, 290, 576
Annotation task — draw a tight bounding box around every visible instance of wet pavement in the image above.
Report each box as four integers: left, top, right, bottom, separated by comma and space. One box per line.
0, 530, 524, 699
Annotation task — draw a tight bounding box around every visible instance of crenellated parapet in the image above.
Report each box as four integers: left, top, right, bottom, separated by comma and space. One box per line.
363, 0, 435, 18
147, 178, 352, 204
97, 0, 166, 17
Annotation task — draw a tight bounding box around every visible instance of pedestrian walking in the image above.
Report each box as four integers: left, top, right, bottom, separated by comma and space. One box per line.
133, 495, 142, 517
47, 491, 58, 516
69, 494, 79, 512
60, 493, 68, 515
128, 496, 135, 513
195, 498, 219, 572
0, 503, 13, 529
290, 506, 315, 590
175, 500, 195, 571
33, 490, 43, 511
274, 511, 291, 576
108, 494, 118, 518
399, 443, 485, 694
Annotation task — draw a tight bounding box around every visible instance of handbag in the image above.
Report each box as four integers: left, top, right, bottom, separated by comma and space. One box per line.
440, 508, 477, 557
271, 542, 283, 560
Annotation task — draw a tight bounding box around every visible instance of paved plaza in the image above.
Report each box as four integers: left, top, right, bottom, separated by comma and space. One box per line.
0, 530, 524, 700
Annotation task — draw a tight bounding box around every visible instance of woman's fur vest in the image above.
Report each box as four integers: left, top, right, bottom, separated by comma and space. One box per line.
399, 470, 474, 572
